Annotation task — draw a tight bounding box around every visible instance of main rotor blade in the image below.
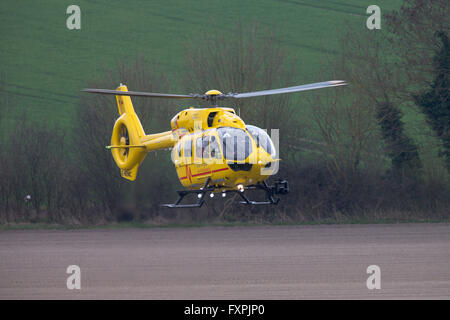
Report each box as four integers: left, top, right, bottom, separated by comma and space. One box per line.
82, 88, 198, 99
229, 80, 347, 99
83, 80, 347, 101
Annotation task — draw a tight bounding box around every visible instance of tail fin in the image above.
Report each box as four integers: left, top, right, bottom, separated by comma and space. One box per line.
109, 85, 176, 181
110, 85, 148, 181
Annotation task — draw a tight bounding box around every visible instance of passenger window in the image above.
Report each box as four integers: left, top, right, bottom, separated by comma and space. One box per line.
184, 139, 192, 158
196, 136, 203, 158
202, 136, 210, 159
210, 135, 221, 159
196, 135, 210, 159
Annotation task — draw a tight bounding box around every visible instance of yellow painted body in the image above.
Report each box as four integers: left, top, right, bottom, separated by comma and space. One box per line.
110, 85, 278, 190
171, 129, 277, 191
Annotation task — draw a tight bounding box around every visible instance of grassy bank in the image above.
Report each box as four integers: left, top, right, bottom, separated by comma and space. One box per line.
1, 214, 448, 231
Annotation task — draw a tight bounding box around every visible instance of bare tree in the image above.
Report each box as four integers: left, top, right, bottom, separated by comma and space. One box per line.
76, 57, 176, 220
0, 78, 7, 222
333, 28, 423, 178
386, 0, 449, 90
386, 1, 449, 172
311, 89, 384, 180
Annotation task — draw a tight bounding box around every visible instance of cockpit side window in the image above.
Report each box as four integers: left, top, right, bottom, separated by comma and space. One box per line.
246, 125, 276, 157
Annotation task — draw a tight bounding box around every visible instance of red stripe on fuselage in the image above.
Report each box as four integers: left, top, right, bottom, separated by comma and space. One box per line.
178, 167, 229, 181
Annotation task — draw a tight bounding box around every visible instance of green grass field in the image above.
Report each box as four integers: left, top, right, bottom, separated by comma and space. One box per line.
0, 0, 401, 128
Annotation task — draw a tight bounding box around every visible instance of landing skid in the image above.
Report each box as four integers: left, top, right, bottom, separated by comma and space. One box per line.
161, 178, 289, 208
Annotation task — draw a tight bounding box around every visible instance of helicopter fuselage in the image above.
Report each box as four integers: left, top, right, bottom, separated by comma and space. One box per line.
170, 107, 278, 191
84, 80, 347, 207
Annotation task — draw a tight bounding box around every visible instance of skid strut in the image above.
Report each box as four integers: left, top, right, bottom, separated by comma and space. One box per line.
161, 177, 213, 208
161, 178, 289, 208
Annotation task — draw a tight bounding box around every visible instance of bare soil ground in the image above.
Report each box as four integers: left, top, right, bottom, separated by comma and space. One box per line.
1, 223, 449, 299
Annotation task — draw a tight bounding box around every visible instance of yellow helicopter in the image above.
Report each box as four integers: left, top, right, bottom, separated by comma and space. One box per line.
83, 80, 346, 208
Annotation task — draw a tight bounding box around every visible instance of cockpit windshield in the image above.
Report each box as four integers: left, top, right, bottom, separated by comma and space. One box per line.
217, 127, 252, 161
246, 125, 276, 157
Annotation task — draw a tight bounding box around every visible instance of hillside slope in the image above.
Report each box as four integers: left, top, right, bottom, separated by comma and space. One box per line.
0, 0, 400, 127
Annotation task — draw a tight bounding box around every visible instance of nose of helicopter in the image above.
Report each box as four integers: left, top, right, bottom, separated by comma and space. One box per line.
230, 155, 279, 190
256, 159, 279, 177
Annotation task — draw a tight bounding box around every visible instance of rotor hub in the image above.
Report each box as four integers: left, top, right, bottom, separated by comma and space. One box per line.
204, 89, 223, 96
